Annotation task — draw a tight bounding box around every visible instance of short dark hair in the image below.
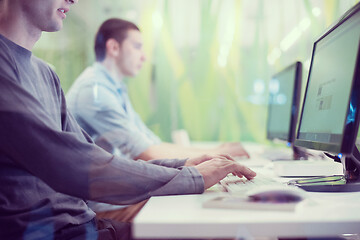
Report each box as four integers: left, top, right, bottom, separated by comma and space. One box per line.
94, 18, 140, 62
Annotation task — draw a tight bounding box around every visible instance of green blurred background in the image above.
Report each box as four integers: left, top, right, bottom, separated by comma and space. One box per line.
33, 0, 359, 144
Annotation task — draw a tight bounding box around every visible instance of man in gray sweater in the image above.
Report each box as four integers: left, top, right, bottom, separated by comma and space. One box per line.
0, 0, 256, 239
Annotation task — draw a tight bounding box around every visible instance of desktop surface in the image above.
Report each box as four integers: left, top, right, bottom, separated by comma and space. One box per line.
133, 170, 360, 239
133, 143, 360, 239
133, 190, 360, 239
132, 148, 360, 240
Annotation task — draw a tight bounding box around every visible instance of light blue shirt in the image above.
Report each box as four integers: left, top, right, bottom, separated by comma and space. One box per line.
67, 62, 161, 160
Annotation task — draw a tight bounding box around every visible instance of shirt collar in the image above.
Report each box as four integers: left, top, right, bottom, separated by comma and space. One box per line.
0, 33, 32, 59
93, 62, 127, 91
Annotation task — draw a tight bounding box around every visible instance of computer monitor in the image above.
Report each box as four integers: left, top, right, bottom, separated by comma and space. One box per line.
290, 2, 360, 192
266, 61, 308, 159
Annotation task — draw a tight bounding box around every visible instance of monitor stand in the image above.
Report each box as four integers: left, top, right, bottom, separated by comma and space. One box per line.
292, 145, 309, 160
288, 147, 360, 192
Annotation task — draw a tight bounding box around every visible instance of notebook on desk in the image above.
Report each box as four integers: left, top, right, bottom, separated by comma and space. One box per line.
204, 174, 307, 211
237, 154, 341, 177
273, 160, 343, 177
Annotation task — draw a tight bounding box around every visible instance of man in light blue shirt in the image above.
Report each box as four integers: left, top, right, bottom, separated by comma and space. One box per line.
67, 18, 249, 162
67, 62, 161, 160
66, 19, 252, 215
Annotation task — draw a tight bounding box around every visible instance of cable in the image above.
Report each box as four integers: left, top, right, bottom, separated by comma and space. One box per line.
324, 152, 342, 163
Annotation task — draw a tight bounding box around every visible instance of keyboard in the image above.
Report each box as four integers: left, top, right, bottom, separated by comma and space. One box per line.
217, 174, 284, 195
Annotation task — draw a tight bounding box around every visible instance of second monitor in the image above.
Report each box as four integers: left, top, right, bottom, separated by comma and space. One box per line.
266, 61, 308, 160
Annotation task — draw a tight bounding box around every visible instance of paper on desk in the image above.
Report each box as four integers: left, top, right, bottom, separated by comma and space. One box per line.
203, 196, 300, 211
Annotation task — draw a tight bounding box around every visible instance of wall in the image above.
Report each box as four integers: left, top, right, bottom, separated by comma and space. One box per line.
33, 0, 359, 143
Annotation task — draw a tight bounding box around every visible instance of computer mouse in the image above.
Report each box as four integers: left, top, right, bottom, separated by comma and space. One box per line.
246, 185, 307, 203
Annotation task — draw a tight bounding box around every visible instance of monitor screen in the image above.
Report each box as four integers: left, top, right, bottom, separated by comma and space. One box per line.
289, 2, 360, 192
295, 5, 360, 155
267, 62, 302, 144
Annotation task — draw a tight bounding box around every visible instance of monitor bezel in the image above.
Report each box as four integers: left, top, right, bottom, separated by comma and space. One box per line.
294, 3, 360, 155
266, 61, 302, 144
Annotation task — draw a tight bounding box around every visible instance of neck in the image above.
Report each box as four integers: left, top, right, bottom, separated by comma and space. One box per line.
100, 58, 125, 82
0, 7, 41, 50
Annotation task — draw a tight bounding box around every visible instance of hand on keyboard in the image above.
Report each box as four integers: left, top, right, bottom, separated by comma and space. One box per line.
216, 142, 250, 159
185, 153, 237, 167
194, 156, 256, 189
218, 174, 283, 195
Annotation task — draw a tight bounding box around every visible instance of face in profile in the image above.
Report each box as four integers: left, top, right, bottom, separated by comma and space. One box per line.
18, 0, 76, 33
115, 29, 146, 77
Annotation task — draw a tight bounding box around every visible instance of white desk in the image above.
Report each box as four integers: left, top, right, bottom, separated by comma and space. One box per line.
133, 166, 360, 239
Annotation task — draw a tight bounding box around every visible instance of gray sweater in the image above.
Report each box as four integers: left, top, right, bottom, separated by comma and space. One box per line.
0, 34, 204, 239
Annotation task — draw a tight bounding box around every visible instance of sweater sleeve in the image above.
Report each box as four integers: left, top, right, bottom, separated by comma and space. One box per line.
0, 62, 204, 206
147, 158, 188, 168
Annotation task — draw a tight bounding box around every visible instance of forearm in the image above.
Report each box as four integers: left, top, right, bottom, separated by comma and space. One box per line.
88, 155, 204, 205
147, 158, 188, 168
136, 142, 217, 160
1, 116, 204, 205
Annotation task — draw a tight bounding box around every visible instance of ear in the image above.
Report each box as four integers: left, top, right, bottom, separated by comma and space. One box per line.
105, 38, 120, 58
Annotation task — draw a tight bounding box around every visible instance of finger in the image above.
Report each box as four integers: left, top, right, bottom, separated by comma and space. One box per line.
241, 150, 250, 159
232, 172, 243, 179
231, 164, 256, 180
202, 154, 218, 161
219, 154, 236, 161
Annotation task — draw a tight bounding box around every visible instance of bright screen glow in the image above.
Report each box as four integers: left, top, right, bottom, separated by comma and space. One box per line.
298, 10, 360, 145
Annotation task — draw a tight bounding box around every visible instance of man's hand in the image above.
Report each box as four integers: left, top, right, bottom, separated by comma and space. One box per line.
216, 142, 250, 159
193, 157, 256, 189
184, 154, 235, 167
